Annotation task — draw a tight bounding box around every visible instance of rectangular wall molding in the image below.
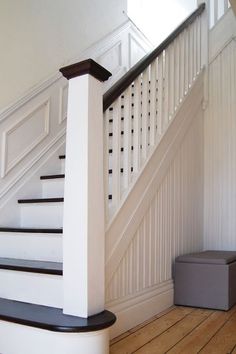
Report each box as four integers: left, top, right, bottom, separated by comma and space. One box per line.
1, 100, 50, 178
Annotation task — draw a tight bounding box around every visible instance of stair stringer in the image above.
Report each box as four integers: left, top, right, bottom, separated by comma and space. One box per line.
105, 72, 204, 337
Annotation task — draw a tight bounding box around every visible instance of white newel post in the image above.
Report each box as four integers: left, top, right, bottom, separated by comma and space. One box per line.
60, 60, 111, 318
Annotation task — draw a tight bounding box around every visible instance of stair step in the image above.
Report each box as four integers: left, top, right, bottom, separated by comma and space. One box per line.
0, 227, 63, 233
0, 230, 62, 262
0, 297, 116, 332
18, 197, 64, 204
40, 174, 65, 180
0, 258, 62, 275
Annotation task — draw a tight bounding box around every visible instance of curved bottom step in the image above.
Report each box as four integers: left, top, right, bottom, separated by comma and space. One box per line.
0, 297, 116, 354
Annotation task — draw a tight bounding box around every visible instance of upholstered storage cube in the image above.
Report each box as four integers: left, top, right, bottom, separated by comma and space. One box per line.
174, 251, 236, 310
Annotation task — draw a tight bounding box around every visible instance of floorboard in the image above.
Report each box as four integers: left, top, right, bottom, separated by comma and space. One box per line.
110, 305, 236, 354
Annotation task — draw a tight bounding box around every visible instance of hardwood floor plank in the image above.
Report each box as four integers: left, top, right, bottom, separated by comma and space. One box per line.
110, 307, 193, 354
133, 308, 212, 354
199, 309, 236, 354
167, 306, 236, 354
110, 307, 175, 346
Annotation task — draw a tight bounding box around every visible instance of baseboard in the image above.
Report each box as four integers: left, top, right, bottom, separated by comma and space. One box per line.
107, 280, 174, 339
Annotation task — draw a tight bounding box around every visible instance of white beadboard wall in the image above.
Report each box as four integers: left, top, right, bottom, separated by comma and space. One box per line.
106, 99, 204, 336
204, 38, 236, 249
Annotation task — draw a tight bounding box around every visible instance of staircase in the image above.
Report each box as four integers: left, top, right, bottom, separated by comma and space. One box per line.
0, 1, 234, 352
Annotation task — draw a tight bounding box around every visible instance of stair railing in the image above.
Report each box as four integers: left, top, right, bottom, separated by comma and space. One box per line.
103, 3, 206, 220
60, 3, 206, 318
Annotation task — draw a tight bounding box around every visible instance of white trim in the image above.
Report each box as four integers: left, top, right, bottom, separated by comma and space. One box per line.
0, 73, 62, 124
0, 129, 66, 203
107, 280, 174, 338
1, 99, 50, 177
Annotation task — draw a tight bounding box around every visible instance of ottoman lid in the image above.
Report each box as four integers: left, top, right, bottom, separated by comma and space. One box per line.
176, 250, 236, 265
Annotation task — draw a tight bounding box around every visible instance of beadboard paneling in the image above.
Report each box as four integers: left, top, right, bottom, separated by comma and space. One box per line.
106, 107, 204, 303
204, 39, 236, 250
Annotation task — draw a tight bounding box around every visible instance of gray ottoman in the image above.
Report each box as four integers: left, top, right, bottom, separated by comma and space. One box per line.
174, 250, 236, 310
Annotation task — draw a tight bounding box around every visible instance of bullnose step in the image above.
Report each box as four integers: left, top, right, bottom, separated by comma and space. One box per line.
0, 297, 116, 332
0, 258, 62, 275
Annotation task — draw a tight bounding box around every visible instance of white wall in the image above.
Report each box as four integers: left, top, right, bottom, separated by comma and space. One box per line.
127, 0, 197, 45
204, 39, 236, 250
0, 0, 127, 110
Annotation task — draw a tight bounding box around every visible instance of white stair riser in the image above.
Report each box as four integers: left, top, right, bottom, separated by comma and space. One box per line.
0, 233, 62, 262
60, 159, 65, 174
0, 269, 62, 308
0, 323, 109, 354
20, 203, 63, 228
42, 179, 65, 198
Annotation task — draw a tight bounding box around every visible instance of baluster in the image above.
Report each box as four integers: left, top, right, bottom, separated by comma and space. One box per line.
168, 42, 175, 120
179, 32, 185, 102
157, 53, 164, 138
197, 16, 201, 75
175, 37, 180, 110
189, 24, 194, 86
104, 109, 110, 221
141, 68, 149, 161
163, 48, 169, 129
123, 87, 132, 190
193, 20, 197, 79
112, 98, 121, 210
214, 0, 218, 25
184, 28, 189, 94
224, 0, 228, 13
133, 76, 141, 173
149, 61, 157, 146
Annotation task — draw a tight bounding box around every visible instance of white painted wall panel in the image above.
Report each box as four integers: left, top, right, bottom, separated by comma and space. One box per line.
106, 104, 204, 303
204, 39, 236, 249
0, 0, 127, 109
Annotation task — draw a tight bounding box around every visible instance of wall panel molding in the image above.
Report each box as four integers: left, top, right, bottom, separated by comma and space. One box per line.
1, 100, 50, 178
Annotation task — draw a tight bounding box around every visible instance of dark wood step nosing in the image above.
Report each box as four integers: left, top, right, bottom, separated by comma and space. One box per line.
0, 258, 62, 275
18, 198, 64, 204
40, 174, 65, 180
0, 227, 63, 234
0, 298, 116, 332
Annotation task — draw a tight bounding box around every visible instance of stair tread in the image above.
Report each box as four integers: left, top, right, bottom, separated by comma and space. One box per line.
0, 297, 116, 332
18, 197, 64, 204
0, 227, 63, 233
40, 174, 65, 180
0, 258, 62, 275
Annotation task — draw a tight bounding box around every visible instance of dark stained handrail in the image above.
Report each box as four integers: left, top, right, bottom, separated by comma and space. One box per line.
103, 3, 205, 111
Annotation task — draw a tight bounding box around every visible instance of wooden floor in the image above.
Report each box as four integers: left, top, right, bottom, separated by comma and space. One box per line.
110, 305, 236, 354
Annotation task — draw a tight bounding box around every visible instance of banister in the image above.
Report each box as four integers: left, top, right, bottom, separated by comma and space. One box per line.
103, 3, 205, 111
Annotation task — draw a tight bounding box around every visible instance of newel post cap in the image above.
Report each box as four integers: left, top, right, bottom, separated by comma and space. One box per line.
59, 59, 112, 82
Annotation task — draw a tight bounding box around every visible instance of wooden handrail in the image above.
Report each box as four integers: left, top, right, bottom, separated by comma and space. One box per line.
103, 3, 205, 111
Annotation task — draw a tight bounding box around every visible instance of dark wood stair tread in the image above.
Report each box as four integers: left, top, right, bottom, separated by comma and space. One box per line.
0, 227, 63, 234
0, 297, 116, 332
18, 197, 64, 204
40, 174, 65, 180
0, 258, 62, 275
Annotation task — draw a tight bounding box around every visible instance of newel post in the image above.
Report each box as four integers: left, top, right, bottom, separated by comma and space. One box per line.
60, 59, 111, 317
